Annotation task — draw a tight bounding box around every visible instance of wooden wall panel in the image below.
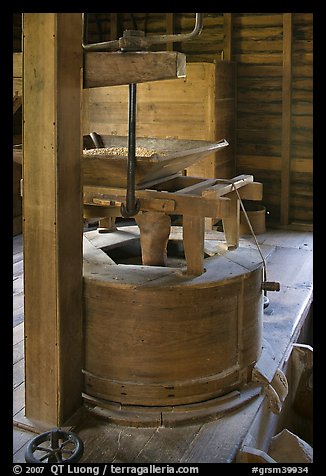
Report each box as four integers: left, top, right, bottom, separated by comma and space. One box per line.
232, 13, 284, 223
280, 13, 292, 225
232, 12, 312, 226
175, 13, 224, 61
290, 13, 313, 224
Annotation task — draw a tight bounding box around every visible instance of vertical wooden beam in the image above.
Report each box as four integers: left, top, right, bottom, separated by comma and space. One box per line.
281, 13, 293, 225
223, 13, 233, 61
183, 215, 205, 276
166, 13, 174, 51
110, 13, 118, 41
222, 192, 240, 249
23, 13, 83, 426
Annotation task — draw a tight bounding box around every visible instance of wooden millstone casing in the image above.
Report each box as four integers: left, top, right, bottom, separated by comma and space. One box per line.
83, 242, 263, 407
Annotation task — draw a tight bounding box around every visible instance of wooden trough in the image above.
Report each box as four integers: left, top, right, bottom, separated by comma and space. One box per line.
82, 135, 229, 188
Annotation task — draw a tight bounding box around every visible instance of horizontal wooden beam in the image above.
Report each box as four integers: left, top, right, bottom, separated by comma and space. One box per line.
83, 185, 231, 218
83, 51, 186, 87
176, 178, 218, 195
202, 175, 254, 198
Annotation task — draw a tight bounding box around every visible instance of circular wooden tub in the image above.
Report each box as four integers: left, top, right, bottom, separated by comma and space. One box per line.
83, 228, 263, 415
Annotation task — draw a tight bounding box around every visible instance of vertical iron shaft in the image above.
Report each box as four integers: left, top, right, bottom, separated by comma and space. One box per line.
126, 82, 137, 213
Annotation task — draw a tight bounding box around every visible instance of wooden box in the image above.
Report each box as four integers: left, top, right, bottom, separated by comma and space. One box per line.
83, 61, 236, 180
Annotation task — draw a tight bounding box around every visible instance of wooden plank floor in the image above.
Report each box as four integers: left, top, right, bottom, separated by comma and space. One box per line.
13, 233, 34, 464
12, 227, 313, 463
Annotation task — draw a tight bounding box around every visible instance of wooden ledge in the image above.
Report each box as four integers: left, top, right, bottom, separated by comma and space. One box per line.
83, 384, 262, 428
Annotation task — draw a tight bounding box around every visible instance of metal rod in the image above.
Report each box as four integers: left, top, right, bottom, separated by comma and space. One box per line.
126, 82, 137, 213
145, 13, 203, 46
82, 13, 119, 51
120, 83, 140, 217
82, 13, 203, 52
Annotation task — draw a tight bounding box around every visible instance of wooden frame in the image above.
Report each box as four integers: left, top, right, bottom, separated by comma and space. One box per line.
23, 13, 83, 426
83, 174, 262, 276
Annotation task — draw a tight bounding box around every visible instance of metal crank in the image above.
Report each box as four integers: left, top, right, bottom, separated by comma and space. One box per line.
262, 281, 281, 309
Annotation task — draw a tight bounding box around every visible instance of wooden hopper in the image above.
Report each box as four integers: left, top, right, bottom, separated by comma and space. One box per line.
82, 135, 229, 189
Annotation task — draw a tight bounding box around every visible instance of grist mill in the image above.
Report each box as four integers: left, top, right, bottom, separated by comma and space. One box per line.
13, 13, 313, 466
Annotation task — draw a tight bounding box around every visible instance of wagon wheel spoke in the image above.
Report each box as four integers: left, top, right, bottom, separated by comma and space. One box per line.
55, 452, 63, 463
59, 439, 73, 448
61, 449, 75, 455
34, 445, 52, 453
59, 439, 76, 457
40, 453, 52, 462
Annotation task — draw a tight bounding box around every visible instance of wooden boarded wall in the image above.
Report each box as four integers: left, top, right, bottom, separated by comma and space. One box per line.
232, 13, 313, 226
233, 13, 284, 225
290, 13, 313, 224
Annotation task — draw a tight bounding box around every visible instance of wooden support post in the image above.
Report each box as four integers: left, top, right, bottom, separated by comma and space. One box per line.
98, 217, 117, 232
23, 13, 83, 426
222, 192, 240, 249
281, 13, 293, 225
110, 13, 118, 41
166, 13, 174, 51
135, 212, 171, 267
223, 13, 233, 61
183, 215, 205, 276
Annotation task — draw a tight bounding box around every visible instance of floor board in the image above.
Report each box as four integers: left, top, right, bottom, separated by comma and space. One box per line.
13, 428, 33, 463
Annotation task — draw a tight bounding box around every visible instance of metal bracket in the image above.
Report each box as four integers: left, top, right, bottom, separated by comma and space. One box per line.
120, 198, 141, 218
